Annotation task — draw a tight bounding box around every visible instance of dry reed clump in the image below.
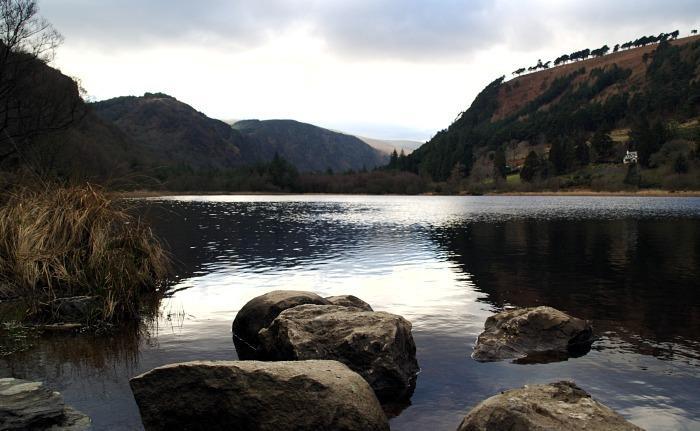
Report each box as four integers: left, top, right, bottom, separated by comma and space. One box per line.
0, 184, 170, 322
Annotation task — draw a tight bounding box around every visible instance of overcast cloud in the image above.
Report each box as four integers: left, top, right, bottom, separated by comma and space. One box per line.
41, 0, 700, 140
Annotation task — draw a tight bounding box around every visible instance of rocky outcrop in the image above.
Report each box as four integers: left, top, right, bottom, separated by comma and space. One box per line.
0, 378, 90, 430
258, 304, 419, 401
325, 295, 373, 311
456, 381, 643, 431
232, 290, 330, 359
472, 306, 593, 363
129, 360, 389, 431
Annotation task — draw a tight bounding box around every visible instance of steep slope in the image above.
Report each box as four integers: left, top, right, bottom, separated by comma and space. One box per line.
233, 119, 388, 172
0, 49, 141, 183
409, 35, 700, 181
91, 94, 246, 171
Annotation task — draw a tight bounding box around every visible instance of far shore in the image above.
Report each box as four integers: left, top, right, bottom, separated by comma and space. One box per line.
483, 189, 700, 197
115, 189, 700, 198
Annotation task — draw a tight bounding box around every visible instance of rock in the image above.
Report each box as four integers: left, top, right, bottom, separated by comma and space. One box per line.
258, 304, 419, 401
325, 295, 373, 311
39, 323, 83, 332
232, 290, 330, 359
0, 377, 90, 430
129, 360, 389, 431
472, 306, 594, 363
44, 296, 101, 323
456, 381, 643, 431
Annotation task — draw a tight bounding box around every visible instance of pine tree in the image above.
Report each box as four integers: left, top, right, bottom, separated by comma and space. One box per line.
520, 151, 541, 182
389, 149, 398, 169
591, 129, 614, 160
494, 148, 507, 179
575, 142, 591, 166
673, 153, 689, 174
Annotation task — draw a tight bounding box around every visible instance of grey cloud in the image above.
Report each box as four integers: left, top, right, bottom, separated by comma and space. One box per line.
41, 0, 300, 47
40, 0, 700, 60
307, 0, 504, 59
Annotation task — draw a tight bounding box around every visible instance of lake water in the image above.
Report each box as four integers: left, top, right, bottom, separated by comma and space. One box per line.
2, 195, 700, 430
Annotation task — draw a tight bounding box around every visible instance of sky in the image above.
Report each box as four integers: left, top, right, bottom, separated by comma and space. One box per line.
41, 0, 699, 141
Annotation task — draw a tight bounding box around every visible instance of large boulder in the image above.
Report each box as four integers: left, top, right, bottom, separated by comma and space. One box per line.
258, 304, 419, 401
129, 360, 389, 431
0, 378, 90, 430
472, 306, 593, 363
325, 295, 373, 311
232, 290, 330, 359
457, 381, 643, 431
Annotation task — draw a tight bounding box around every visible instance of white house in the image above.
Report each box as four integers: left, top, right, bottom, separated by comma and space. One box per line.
623, 151, 638, 165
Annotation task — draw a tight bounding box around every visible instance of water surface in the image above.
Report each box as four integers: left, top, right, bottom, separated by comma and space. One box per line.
2, 195, 700, 430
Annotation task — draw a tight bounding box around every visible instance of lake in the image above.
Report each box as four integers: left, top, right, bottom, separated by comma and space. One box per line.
2, 195, 700, 430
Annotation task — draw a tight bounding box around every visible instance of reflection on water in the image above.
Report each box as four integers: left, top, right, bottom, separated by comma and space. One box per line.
1, 195, 700, 430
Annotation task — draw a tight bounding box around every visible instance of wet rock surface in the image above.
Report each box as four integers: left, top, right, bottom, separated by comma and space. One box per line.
457, 381, 643, 431
258, 304, 419, 401
43, 296, 101, 323
0, 377, 90, 430
325, 295, 373, 311
472, 306, 594, 363
130, 360, 389, 431
231, 290, 330, 359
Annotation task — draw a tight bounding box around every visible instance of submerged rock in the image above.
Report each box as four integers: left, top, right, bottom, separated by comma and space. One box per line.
130, 360, 389, 431
258, 304, 419, 401
472, 306, 593, 363
232, 290, 330, 359
44, 296, 101, 323
0, 377, 90, 430
456, 381, 643, 431
325, 295, 373, 311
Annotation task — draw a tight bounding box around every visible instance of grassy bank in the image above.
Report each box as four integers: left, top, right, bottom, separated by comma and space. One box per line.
0, 184, 170, 324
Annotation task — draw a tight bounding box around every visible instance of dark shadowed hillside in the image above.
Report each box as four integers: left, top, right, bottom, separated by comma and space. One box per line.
91, 94, 246, 171
233, 119, 388, 172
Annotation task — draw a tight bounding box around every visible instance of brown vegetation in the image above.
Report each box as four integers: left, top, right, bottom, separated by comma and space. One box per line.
0, 184, 170, 322
495, 35, 700, 121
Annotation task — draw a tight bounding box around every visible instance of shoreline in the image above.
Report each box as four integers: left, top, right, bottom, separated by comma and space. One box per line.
115, 189, 700, 198
483, 189, 700, 197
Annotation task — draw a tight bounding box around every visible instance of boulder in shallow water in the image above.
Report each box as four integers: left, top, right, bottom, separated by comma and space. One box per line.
0, 377, 90, 430
44, 296, 101, 323
325, 295, 373, 311
129, 360, 389, 431
472, 306, 593, 363
231, 290, 330, 358
258, 304, 419, 401
457, 381, 643, 431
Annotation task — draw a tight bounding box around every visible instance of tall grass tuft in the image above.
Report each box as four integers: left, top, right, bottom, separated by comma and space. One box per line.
0, 184, 170, 322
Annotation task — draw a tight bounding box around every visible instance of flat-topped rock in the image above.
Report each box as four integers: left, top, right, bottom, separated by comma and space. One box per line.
457, 381, 643, 431
232, 290, 330, 358
259, 304, 419, 401
472, 306, 594, 363
325, 295, 373, 311
130, 360, 389, 431
0, 378, 90, 430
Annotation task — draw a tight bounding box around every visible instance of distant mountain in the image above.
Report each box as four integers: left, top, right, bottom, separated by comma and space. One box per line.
91, 93, 246, 171
356, 136, 422, 155
232, 119, 388, 172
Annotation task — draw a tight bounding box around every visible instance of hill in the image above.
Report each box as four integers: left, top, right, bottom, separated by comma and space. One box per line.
91, 94, 247, 171
407, 34, 700, 189
232, 119, 388, 172
0, 47, 143, 184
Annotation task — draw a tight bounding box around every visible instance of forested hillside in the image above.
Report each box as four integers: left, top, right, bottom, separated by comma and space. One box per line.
406, 34, 700, 191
